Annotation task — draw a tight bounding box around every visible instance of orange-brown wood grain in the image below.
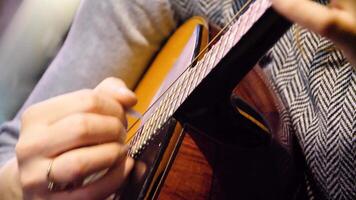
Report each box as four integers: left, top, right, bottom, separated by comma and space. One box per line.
121, 15, 299, 199
234, 65, 285, 143
158, 131, 216, 200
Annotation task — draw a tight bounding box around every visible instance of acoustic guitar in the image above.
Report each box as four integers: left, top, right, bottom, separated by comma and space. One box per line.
119, 0, 302, 199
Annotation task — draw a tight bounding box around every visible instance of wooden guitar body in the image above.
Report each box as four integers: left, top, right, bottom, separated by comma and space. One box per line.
121, 5, 301, 200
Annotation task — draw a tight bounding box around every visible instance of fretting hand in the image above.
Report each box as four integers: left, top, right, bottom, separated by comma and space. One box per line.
272, 0, 356, 66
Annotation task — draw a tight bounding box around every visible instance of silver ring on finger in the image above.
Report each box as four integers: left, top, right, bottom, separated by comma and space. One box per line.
46, 159, 56, 192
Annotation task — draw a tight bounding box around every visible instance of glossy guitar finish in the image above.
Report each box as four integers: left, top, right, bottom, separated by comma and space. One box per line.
121, 2, 301, 199
122, 17, 210, 200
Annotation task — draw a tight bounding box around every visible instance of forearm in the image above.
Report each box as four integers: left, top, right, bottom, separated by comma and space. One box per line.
0, 158, 22, 200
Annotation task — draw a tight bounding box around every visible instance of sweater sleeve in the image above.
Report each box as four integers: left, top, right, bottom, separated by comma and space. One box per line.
0, 0, 81, 124
0, 121, 20, 167
0, 0, 177, 167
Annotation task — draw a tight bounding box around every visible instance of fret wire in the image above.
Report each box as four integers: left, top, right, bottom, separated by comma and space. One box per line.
141, 102, 162, 147
141, 123, 152, 147
232, 17, 242, 46
162, 66, 192, 119
196, 47, 212, 74
142, 112, 156, 146
217, 31, 230, 58
160, 57, 199, 122
158, 1, 268, 136
237, 10, 248, 43
128, 137, 133, 155
151, 91, 170, 129
180, 63, 200, 105
131, 139, 137, 154
175, 0, 254, 78
135, 26, 230, 155
228, 20, 241, 51
206, 43, 219, 71
136, 46, 221, 154
156, 87, 175, 130
216, 29, 231, 63
129, 0, 272, 158
146, 87, 174, 143
132, 134, 139, 154
167, 93, 182, 118
185, 65, 204, 97
136, 117, 151, 153
165, 67, 191, 111
130, 127, 142, 156
188, 58, 210, 95
185, 7, 246, 100
137, 105, 157, 151
131, 127, 141, 153
224, 27, 236, 56
149, 108, 162, 138
167, 76, 184, 116
160, 98, 175, 128
197, 44, 218, 84
174, 67, 196, 109
148, 107, 166, 141
134, 129, 143, 153
166, 69, 191, 117
197, 44, 216, 77
155, 87, 179, 129
208, 33, 227, 71
127, 63, 193, 147
177, 0, 262, 108
179, 68, 199, 106
150, 91, 169, 125
230, 23, 239, 47
143, 64, 195, 146
128, 132, 136, 150
196, 43, 221, 85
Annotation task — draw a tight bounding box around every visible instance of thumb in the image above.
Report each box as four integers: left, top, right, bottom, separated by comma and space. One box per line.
95, 77, 137, 108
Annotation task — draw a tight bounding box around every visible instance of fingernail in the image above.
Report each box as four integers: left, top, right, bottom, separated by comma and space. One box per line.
116, 87, 136, 99
123, 145, 130, 153
126, 108, 142, 119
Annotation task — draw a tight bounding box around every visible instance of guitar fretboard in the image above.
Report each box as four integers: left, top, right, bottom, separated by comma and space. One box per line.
128, 0, 272, 157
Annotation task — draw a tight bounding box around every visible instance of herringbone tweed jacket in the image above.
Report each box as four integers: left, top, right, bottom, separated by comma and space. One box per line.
170, 0, 355, 199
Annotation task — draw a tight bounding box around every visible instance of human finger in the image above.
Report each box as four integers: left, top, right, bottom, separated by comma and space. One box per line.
272, 0, 356, 37
43, 113, 127, 156
50, 143, 128, 184
51, 157, 134, 200
330, 0, 356, 15
21, 89, 126, 126
272, 0, 336, 35
94, 77, 137, 108
271, 0, 356, 66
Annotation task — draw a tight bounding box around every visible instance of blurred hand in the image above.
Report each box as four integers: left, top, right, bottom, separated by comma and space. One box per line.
272, 0, 356, 66
15, 77, 137, 200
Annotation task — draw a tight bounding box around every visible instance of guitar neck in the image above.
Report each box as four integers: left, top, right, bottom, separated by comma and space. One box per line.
128, 0, 292, 157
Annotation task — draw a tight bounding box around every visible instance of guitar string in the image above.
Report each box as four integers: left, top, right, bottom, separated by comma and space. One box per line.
129, 0, 269, 156
131, 37, 227, 154
127, 0, 263, 155
128, 0, 260, 155
131, 25, 237, 155
127, 0, 254, 128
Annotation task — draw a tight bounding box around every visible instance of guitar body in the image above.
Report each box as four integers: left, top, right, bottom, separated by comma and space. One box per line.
121, 9, 301, 200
